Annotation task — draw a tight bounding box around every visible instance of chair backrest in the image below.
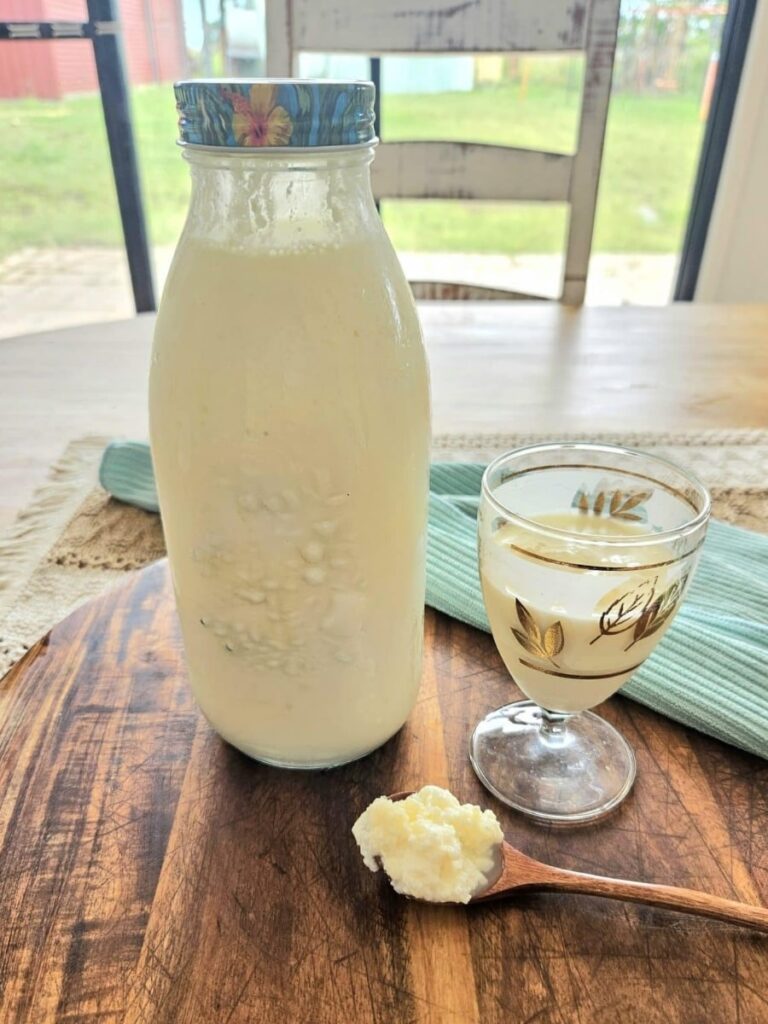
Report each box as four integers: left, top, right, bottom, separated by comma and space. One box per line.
266, 0, 620, 304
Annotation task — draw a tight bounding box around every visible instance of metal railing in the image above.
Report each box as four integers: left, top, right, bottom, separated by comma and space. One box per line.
1, 0, 156, 313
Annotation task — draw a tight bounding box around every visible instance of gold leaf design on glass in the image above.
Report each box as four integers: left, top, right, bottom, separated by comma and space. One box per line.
624, 573, 688, 650
591, 573, 688, 649
613, 489, 654, 520
511, 598, 565, 666
590, 577, 657, 645
573, 486, 653, 522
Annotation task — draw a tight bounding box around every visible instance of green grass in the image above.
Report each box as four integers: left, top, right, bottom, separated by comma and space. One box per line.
0, 80, 705, 260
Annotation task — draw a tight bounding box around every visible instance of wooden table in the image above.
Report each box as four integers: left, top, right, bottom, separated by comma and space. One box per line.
1, 303, 768, 526
3, 563, 768, 1023
2, 302, 768, 1022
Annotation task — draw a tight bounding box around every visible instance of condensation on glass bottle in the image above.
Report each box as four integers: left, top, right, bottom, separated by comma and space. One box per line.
150, 79, 430, 768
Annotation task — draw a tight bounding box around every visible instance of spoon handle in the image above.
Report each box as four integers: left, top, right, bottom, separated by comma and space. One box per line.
533, 865, 768, 933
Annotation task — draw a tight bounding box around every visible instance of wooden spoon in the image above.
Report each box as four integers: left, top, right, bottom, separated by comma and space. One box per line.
389, 793, 768, 932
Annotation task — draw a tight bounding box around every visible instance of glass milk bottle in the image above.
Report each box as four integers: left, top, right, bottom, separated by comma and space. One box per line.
150, 80, 430, 768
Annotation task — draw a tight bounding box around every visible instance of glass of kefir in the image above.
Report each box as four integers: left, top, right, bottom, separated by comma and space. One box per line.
472, 443, 710, 824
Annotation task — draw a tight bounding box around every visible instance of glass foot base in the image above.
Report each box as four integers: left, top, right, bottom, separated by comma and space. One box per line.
470, 701, 636, 825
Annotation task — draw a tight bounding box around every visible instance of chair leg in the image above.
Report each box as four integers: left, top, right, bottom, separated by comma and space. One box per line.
562, 276, 587, 306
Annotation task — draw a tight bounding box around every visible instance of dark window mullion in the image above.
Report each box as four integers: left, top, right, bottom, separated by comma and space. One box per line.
674, 0, 758, 300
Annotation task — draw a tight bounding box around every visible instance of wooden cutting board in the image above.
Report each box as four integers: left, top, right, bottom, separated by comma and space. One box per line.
1, 560, 767, 1024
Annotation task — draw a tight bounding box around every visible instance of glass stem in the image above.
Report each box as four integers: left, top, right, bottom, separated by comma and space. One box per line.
539, 707, 571, 746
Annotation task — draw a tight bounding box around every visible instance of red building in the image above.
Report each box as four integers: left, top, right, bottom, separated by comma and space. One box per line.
0, 0, 186, 99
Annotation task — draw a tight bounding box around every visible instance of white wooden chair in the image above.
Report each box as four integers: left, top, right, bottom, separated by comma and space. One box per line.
266, 0, 620, 304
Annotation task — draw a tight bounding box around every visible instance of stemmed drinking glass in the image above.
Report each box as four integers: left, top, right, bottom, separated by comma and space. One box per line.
472, 443, 710, 824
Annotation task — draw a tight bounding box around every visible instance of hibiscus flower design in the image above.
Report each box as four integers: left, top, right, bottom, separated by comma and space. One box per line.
225, 85, 293, 147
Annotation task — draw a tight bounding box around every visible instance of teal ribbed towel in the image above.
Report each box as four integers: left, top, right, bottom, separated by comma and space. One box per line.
101, 443, 768, 759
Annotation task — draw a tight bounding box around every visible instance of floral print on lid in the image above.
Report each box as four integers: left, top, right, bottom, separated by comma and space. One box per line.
174, 79, 376, 149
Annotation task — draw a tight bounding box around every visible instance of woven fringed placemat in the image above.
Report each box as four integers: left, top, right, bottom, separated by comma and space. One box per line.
2, 430, 768, 678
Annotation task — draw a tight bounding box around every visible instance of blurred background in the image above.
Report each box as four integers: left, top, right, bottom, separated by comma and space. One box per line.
0, 0, 732, 333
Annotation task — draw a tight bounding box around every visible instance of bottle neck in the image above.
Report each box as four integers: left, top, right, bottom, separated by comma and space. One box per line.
182, 145, 379, 250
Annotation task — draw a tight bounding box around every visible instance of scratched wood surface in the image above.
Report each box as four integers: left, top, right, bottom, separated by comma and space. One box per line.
1, 560, 768, 1023
268, 0, 589, 62
371, 143, 573, 202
